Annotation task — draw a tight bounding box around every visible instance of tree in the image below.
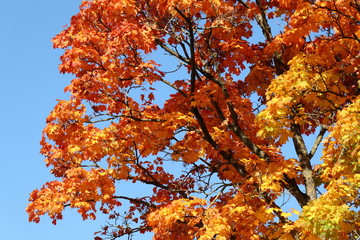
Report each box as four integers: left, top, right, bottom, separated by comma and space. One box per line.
27, 0, 359, 239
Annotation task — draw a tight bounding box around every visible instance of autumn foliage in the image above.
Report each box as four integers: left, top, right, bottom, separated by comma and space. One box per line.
28, 0, 360, 239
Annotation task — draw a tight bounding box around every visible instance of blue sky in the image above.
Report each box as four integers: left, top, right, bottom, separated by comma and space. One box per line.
0, 1, 113, 239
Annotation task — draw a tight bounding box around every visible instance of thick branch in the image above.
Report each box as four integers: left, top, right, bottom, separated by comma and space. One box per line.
291, 123, 317, 201
281, 174, 310, 207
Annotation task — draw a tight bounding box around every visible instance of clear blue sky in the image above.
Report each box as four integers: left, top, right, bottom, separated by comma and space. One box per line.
0, 1, 113, 239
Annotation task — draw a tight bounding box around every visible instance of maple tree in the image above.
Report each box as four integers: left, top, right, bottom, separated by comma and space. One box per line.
27, 0, 360, 239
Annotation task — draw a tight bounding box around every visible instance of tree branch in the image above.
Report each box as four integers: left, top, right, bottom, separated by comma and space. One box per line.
308, 127, 327, 159
159, 78, 188, 97
155, 38, 190, 65
255, 0, 273, 42
291, 123, 317, 201
113, 195, 156, 208
281, 174, 310, 207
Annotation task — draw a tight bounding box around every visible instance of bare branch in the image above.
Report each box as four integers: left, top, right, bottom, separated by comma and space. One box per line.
308, 127, 327, 159
113, 195, 156, 208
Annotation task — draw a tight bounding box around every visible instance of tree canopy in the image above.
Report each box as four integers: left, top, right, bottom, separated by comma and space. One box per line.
27, 0, 360, 239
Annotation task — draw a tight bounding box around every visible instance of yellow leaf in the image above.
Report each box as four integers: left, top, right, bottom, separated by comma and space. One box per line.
281, 212, 292, 218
